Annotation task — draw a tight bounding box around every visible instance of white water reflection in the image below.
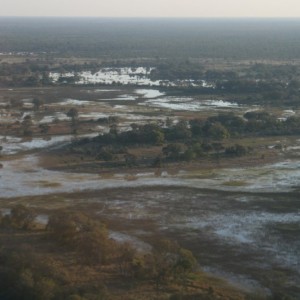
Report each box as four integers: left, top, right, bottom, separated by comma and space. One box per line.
59, 99, 92, 106
135, 89, 165, 98
185, 211, 300, 245
39, 112, 70, 123
0, 133, 98, 155
50, 67, 160, 86
0, 155, 181, 198
141, 97, 240, 111
2, 152, 300, 198
49, 67, 212, 88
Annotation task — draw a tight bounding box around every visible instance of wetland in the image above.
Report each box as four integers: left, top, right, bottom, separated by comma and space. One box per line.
1, 18, 300, 300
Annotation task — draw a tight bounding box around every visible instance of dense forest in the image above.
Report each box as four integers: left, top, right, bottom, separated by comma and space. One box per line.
1, 18, 300, 59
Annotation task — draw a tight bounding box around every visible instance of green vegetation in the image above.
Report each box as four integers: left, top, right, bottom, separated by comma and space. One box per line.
1, 205, 243, 300
1, 19, 300, 110
62, 110, 300, 169
1, 17, 300, 299
0, 204, 36, 230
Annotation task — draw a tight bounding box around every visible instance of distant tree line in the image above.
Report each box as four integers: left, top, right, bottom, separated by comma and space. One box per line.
1, 18, 300, 60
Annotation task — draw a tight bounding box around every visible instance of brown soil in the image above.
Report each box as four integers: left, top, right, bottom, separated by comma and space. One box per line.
38, 146, 279, 176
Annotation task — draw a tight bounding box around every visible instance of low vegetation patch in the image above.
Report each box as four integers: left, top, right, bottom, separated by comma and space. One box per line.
0, 205, 250, 300
222, 180, 248, 187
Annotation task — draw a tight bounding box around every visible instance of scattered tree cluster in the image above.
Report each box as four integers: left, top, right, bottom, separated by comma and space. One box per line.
0, 206, 200, 300
66, 110, 300, 166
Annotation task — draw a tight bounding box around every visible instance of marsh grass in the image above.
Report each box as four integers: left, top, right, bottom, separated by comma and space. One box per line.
36, 180, 62, 188
181, 169, 217, 179
222, 180, 248, 187
124, 174, 138, 181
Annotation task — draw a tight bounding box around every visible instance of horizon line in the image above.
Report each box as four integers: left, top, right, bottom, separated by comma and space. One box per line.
1, 16, 300, 19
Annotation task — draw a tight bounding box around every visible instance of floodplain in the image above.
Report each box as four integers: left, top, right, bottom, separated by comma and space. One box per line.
1, 18, 300, 299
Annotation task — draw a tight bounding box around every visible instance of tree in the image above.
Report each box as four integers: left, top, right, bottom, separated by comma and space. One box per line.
76, 226, 110, 265
66, 108, 78, 123
206, 122, 230, 140
145, 238, 197, 291
225, 144, 248, 156
139, 124, 165, 145
190, 119, 204, 137
192, 143, 205, 157
1, 204, 36, 230
163, 144, 183, 160
174, 248, 197, 288
109, 124, 118, 135
47, 211, 111, 265
32, 98, 44, 111
11, 204, 35, 229
212, 142, 224, 154
150, 238, 180, 289
152, 155, 163, 168
166, 120, 191, 141
39, 124, 49, 135
47, 211, 87, 245
66, 108, 79, 133
22, 115, 33, 136
182, 148, 196, 161
115, 243, 136, 277
125, 153, 137, 167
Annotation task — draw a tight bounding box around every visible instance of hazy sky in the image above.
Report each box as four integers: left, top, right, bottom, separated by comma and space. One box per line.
1, 0, 300, 18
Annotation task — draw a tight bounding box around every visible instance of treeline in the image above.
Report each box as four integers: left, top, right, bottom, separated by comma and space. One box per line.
150, 60, 204, 81
0, 205, 203, 300
67, 111, 299, 167
0, 62, 52, 87
151, 61, 300, 82
2, 58, 299, 109
1, 18, 300, 59
150, 61, 300, 105
213, 80, 300, 105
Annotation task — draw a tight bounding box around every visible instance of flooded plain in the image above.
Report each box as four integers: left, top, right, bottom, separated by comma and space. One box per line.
0, 85, 300, 297
90, 187, 300, 294
3, 151, 300, 198
1, 142, 300, 295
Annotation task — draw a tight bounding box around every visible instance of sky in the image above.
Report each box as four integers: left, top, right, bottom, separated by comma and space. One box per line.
1, 0, 300, 18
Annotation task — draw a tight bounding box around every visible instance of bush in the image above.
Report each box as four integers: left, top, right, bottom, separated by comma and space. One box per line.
0, 204, 36, 230
225, 144, 248, 156
47, 212, 112, 265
